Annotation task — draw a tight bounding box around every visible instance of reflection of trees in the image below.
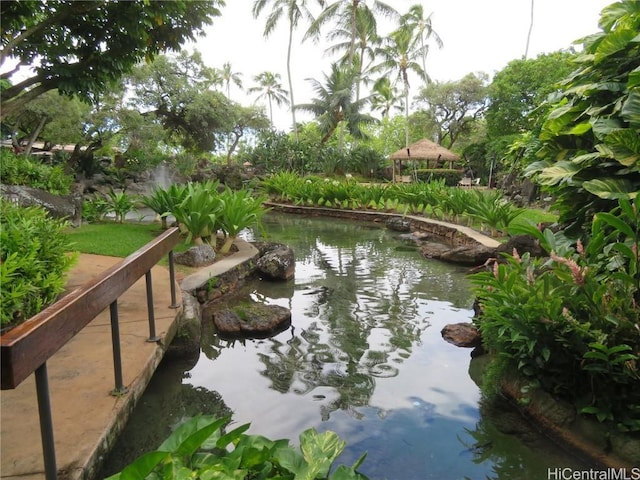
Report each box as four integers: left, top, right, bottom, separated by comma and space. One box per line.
253, 214, 439, 419
459, 397, 589, 479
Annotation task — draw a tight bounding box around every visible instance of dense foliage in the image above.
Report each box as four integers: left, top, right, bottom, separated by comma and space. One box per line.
471, 199, 639, 431
0, 149, 74, 195
525, 1, 640, 232
260, 172, 525, 236
0, 0, 224, 119
107, 415, 368, 480
0, 200, 77, 329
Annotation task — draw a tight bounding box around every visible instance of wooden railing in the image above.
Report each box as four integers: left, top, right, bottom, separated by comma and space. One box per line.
1, 226, 182, 480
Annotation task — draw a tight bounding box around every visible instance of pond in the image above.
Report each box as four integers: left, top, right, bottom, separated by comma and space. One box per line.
101, 213, 589, 479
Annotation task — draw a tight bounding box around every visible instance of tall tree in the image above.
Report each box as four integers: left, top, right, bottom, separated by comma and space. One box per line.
248, 71, 289, 126
485, 51, 576, 139
325, 5, 381, 104
399, 4, 442, 77
413, 72, 488, 148
306, 0, 397, 64
253, 0, 323, 142
0, 0, 223, 119
296, 63, 376, 146
375, 25, 427, 148
129, 51, 234, 153
369, 77, 401, 118
219, 61, 243, 101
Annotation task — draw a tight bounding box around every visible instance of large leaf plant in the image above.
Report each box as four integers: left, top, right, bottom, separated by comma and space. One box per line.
525, 0, 640, 233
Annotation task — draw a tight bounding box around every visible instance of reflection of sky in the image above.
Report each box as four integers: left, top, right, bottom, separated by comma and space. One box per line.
185, 214, 582, 478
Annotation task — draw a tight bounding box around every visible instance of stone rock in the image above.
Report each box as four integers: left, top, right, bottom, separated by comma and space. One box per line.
496, 234, 546, 258
386, 217, 411, 232
419, 241, 496, 266
441, 322, 482, 348
1, 184, 82, 226
174, 244, 216, 267
212, 302, 291, 338
256, 243, 295, 280
438, 245, 496, 266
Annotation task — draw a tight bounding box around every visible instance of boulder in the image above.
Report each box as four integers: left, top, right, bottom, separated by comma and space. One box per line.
496, 234, 546, 258
1, 184, 82, 226
432, 244, 496, 266
212, 302, 291, 338
385, 217, 411, 232
441, 322, 482, 348
174, 244, 216, 267
256, 243, 295, 280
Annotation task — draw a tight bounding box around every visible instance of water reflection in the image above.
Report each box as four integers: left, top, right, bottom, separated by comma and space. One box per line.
104, 213, 590, 479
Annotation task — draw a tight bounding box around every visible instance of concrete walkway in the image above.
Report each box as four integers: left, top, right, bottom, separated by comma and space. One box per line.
0, 254, 181, 480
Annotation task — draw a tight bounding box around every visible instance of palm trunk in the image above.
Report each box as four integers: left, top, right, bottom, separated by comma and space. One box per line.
286, 24, 298, 142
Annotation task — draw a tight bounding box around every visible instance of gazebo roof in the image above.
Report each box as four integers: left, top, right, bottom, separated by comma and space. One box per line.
390, 138, 460, 162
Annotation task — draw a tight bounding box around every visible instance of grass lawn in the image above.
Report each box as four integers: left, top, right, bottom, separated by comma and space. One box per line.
66, 221, 190, 258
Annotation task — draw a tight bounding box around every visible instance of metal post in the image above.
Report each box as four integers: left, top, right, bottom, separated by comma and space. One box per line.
145, 270, 160, 343
168, 250, 180, 309
35, 363, 57, 480
109, 301, 128, 396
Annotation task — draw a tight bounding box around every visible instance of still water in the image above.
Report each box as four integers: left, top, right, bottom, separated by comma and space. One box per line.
102, 213, 588, 479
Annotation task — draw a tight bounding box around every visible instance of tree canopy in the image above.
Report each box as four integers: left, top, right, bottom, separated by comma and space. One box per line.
0, 0, 224, 119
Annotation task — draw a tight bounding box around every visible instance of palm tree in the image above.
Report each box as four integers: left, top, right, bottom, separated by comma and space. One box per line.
375, 25, 427, 148
296, 62, 376, 147
219, 61, 243, 101
248, 71, 290, 125
253, 0, 324, 142
370, 77, 401, 118
306, 0, 398, 65
399, 4, 442, 77
325, 5, 381, 103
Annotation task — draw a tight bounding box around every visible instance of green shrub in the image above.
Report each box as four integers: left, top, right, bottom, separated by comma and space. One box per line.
0, 149, 74, 195
107, 415, 368, 480
0, 200, 77, 329
471, 198, 640, 431
414, 169, 461, 186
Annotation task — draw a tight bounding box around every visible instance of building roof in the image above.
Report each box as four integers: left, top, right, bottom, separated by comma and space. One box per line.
389, 138, 460, 162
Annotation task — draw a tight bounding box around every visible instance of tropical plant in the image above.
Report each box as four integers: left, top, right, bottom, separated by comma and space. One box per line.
466, 189, 525, 236
0, 200, 77, 329
106, 189, 137, 223
248, 71, 289, 125
141, 184, 189, 229
218, 188, 269, 254
524, 1, 640, 233
296, 63, 377, 147
172, 181, 223, 245
253, 0, 323, 141
106, 415, 369, 480
374, 23, 428, 148
0, 149, 73, 195
472, 198, 640, 431
82, 195, 111, 223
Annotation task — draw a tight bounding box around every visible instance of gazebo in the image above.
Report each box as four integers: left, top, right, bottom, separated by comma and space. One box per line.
389, 138, 461, 182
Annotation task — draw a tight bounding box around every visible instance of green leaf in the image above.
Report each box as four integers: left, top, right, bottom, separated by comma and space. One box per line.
621, 90, 640, 128
114, 451, 169, 480
595, 211, 636, 237
583, 179, 638, 200
537, 161, 581, 186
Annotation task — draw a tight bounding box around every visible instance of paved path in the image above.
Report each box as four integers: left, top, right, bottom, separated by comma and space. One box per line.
0, 254, 181, 480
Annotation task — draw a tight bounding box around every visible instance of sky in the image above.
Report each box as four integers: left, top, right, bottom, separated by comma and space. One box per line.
188, 0, 613, 131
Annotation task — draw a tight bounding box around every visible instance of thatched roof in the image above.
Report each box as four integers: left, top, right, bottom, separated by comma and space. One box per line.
390, 138, 460, 162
